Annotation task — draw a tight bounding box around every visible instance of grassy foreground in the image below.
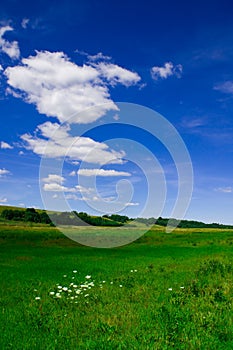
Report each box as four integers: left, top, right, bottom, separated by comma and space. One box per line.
0, 224, 232, 349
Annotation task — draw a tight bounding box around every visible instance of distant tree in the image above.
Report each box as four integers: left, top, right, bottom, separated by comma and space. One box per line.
24, 208, 40, 223
40, 211, 52, 224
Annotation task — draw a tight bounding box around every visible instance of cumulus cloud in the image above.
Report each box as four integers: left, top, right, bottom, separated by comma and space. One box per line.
77, 169, 131, 177
0, 26, 20, 59
0, 168, 10, 176
43, 181, 93, 195
1, 141, 13, 149
151, 62, 183, 80
5, 50, 140, 124
42, 174, 65, 184
21, 121, 125, 164
94, 62, 141, 86
214, 81, 233, 94
43, 183, 77, 192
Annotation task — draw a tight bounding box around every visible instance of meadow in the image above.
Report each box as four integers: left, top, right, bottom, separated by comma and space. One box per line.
0, 222, 232, 349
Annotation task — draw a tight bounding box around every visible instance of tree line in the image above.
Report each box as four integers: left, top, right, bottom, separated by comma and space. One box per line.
1, 207, 232, 229
0, 208, 127, 227
1, 208, 52, 224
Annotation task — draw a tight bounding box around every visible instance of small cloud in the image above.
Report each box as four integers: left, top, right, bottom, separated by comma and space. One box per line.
0, 25, 20, 59
113, 114, 120, 121
65, 194, 78, 200
214, 187, 232, 193
0, 168, 11, 177
21, 18, 29, 29
125, 202, 139, 207
0, 64, 3, 71
181, 118, 207, 129
77, 169, 131, 177
1, 141, 13, 149
87, 52, 112, 62
0, 197, 7, 203
19, 151, 24, 155
151, 62, 183, 80
69, 170, 76, 176
43, 183, 75, 192
214, 81, 233, 94
42, 174, 65, 184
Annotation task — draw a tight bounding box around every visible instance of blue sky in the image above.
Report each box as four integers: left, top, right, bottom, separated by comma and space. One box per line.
0, 0, 233, 224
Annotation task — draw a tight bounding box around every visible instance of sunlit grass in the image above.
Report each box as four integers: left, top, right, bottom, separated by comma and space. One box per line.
0, 225, 232, 349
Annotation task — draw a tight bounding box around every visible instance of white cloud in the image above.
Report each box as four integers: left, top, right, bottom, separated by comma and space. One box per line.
65, 194, 79, 200
77, 169, 131, 177
69, 170, 76, 176
43, 183, 77, 192
0, 168, 10, 176
87, 52, 111, 61
125, 202, 139, 207
94, 62, 141, 86
43, 181, 93, 195
214, 81, 233, 94
71, 161, 80, 166
5, 50, 140, 124
0, 64, 3, 71
151, 62, 183, 80
0, 26, 20, 59
1, 141, 13, 149
215, 187, 232, 193
113, 114, 120, 121
42, 174, 65, 184
21, 121, 125, 164
21, 18, 29, 29
0, 197, 7, 203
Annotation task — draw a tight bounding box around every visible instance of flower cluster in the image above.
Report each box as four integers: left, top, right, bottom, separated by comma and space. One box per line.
34, 268, 139, 301
48, 272, 95, 303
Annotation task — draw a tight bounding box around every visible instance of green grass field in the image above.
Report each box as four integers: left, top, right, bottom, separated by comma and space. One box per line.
0, 223, 232, 349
